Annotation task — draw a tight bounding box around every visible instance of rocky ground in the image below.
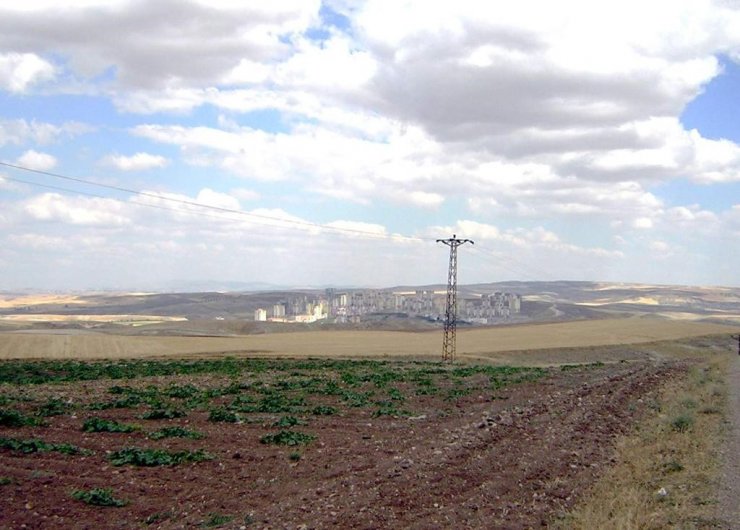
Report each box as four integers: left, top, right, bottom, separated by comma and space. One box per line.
0, 359, 685, 529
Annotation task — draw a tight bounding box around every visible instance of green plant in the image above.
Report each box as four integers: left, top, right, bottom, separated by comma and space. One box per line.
82, 417, 139, 433
208, 407, 238, 423
0, 476, 14, 486
140, 407, 186, 420
289, 452, 301, 461
200, 513, 233, 528
148, 426, 203, 440
670, 413, 694, 433
311, 405, 336, 416
259, 430, 316, 446
272, 416, 302, 428
71, 487, 127, 507
0, 436, 89, 455
36, 398, 72, 417
108, 447, 213, 466
0, 409, 44, 427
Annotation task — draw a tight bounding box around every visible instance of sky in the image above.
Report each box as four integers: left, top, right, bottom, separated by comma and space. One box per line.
0, 0, 739, 291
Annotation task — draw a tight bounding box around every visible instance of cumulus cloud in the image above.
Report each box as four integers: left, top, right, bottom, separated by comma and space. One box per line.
16, 149, 57, 171
102, 152, 169, 171
24, 193, 129, 226
0, 52, 55, 92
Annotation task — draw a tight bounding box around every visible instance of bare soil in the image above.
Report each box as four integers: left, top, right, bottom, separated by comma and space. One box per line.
0, 360, 686, 529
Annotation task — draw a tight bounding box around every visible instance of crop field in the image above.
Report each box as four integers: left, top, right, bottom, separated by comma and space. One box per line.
0, 318, 735, 363
2, 331, 735, 529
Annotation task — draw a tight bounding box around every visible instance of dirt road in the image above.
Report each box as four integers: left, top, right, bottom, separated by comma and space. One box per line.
718, 352, 740, 529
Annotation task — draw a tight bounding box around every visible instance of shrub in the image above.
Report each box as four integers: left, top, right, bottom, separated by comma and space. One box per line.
259, 430, 316, 446
71, 487, 127, 507
670, 413, 694, 433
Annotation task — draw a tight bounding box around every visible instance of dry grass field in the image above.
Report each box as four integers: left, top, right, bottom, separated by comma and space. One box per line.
0, 318, 736, 363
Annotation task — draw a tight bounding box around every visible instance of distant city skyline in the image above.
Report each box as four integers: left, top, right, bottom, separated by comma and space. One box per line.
1, 1, 739, 290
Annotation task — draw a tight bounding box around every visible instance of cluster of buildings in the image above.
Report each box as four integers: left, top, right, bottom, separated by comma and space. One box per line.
253, 289, 521, 325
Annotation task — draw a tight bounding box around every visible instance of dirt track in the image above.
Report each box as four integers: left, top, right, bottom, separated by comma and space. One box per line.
0, 360, 684, 529
0, 319, 735, 362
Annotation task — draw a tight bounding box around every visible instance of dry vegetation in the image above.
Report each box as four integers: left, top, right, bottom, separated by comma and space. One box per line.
0, 318, 735, 362
554, 343, 730, 529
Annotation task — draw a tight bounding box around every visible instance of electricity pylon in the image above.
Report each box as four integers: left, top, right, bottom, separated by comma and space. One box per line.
437, 234, 474, 362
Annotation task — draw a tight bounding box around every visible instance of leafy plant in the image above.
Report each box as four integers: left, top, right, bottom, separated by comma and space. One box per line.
0, 436, 89, 455
71, 487, 127, 507
36, 398, 72, 417
272, 415, 302, 428
148, 426, 204, 440
259, 430, 316, 446
311, 405, 336, 416
200, 513, 234, 528
108, 447, 213, 466
208, 407, 238, 423
0, 409, 45, 427
670, 413, 694, 433
140, 407, 186, 420
82, 417, 139, 433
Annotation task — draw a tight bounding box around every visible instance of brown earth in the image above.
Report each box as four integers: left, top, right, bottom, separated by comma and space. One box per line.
0, 359, 686, 529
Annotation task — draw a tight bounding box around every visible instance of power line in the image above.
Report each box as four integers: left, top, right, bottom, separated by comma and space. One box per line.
0, 161, 428, 242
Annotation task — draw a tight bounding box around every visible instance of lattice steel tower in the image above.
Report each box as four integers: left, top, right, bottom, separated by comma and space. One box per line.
437, 234, 474, 362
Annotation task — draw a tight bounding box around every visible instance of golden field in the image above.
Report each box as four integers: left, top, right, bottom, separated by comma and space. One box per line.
0, 318, 736, 364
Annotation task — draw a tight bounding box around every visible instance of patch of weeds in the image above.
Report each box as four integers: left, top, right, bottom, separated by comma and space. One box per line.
663, 459, 684, 473
144, 511, 173, 525
259, 430, 316, 446
148, 426, 203, 440
0, 408, 45, 427
289, 452, 301, 461
82, 417, 139, 433
71, 487, 127, 507
88, 395, 142, 410
372, 401, 408, 417
680, 397, 698, 409
0, 436, 90, 455
36, 398, 72, 417
445, 387, 472, 401
208, 407, 238, 423
387, 387, 405, 401
320, 380, 343, 395
670, 413, 694, 433
341, 390, 372, 407
272, 415, 303, 428
0, 476, 14, 485
200, 513, 233, 528
311, 405, 336, 416
108, 447, 213, 466
164, 383, 200, 399
140, 407, 186, 420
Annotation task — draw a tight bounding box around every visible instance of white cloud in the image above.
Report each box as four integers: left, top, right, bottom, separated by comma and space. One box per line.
16, 149, 57, 171
102, 152, 169, 171
24, 193, 129, 226
0, 52, 55, 92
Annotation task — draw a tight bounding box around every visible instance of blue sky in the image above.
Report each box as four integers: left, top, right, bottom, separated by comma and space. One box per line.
0, 0, 739, 291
